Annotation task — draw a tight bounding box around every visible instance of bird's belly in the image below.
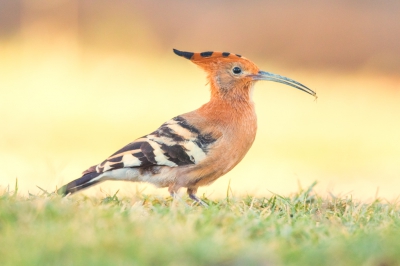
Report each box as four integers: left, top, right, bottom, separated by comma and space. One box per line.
99, 166, 177, 188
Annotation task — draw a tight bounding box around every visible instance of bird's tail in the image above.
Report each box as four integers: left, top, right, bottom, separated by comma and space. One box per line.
57, 171, 103, 196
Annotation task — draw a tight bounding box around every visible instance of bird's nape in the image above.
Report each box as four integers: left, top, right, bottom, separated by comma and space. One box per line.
249, 71, 317, 98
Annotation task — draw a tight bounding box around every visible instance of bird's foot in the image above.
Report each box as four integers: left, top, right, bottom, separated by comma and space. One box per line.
170, 191, 183, 202
169, 191, 207, 207
188, 193, 208, 207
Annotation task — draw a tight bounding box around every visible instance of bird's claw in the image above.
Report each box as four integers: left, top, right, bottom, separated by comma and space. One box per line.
189, 193, 208, 207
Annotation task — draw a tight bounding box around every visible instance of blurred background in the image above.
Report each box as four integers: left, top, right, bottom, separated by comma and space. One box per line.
1, 0, 399, 199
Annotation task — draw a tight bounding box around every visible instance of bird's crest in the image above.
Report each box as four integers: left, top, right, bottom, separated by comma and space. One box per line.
173, 49, 243, 61
173, 48, 261, 98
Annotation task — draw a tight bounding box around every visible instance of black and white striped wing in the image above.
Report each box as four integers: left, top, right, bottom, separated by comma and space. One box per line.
93, 116, 218, 174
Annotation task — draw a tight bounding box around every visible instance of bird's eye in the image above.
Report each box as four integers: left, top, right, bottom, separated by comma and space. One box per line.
232, 66, 242, 75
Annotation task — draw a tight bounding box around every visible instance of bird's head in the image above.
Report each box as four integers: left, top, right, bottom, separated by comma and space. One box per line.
173, 49, 317, 101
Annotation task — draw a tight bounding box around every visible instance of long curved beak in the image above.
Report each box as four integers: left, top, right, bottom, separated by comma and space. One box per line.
250, 71, 317, 98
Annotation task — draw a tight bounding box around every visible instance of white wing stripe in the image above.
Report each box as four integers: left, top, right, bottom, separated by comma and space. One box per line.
147, 140, 178, 167
166, 123, 193, 139
122, 153, 141, 167
182, 141, 207, 163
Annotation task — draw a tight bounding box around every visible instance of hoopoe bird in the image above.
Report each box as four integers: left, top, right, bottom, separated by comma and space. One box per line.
58, 49, 316, 205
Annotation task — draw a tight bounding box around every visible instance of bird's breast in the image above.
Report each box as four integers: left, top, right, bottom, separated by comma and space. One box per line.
211, 111, 258, 173
177, 100, 258, 187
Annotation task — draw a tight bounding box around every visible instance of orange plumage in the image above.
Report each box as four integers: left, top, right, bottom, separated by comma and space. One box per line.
58, 49, 316, 205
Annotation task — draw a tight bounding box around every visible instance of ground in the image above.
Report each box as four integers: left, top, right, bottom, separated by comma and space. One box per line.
1, 181, 399, 266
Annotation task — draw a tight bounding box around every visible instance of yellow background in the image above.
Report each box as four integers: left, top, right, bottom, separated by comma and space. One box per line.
1, 1, 399, 199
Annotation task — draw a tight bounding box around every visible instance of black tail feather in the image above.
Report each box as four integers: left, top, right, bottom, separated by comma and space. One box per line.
57, 171, 102, 196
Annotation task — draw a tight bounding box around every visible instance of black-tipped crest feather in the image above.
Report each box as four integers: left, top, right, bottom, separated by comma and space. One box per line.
173, 49, 194, 60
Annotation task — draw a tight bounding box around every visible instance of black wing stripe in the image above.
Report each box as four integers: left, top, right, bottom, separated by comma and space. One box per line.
160, 143, 194, 166
140, 142, 158, 164
172, 116, 200, 134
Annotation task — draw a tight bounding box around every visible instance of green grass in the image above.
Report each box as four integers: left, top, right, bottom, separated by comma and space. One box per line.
1, 181, 400, 266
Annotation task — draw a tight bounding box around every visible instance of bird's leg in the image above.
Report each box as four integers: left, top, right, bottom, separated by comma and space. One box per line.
168, 184, 184, 203
169, 191, 182, 200
187, 188, 208, 207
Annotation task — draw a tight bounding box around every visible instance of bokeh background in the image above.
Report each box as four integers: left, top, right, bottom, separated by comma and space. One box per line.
1, 0, 399, 199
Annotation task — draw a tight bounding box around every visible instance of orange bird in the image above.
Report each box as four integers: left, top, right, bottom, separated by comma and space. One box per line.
58, 49, 316, 205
